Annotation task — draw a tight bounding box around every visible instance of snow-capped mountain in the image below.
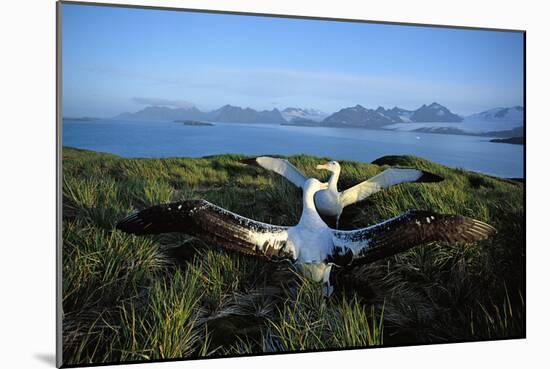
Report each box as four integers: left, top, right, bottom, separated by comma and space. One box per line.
410, 102, 463, 122
374, 106, 414, 123
322, 105, 394, 128
320, 102, 463, 128
281, 107, 328, 122
385, 105, 524, 136
390, 107, 414, 122
465, 106, 524, 123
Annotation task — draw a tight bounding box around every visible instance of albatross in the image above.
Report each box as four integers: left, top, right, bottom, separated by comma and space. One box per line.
117, 178, 495, 296
242, 156, 443, 227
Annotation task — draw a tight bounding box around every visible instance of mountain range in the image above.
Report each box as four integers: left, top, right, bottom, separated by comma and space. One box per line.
209, 105, 287, 124
298, 102, 464, 128
464, 106, 524, 122
113, 102, 524, 131
115, 104, 288, 124
115, 106, 206, 122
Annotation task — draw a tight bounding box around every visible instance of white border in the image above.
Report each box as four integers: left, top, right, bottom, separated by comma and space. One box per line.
2, 0, 548, 368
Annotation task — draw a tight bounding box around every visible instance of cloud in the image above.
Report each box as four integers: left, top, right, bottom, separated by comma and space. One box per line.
85, 63, 522, 115
192, 67, 522, 114
132, 97, 196, 109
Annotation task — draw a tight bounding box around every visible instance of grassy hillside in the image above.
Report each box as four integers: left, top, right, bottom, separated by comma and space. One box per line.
61, 147, 525, 366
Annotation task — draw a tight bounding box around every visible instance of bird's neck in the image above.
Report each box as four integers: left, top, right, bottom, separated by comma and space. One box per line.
328, 169, 340, 191
300, 190, 323, 225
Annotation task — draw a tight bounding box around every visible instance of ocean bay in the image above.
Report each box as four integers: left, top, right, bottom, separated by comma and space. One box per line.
63, 119, 524, 178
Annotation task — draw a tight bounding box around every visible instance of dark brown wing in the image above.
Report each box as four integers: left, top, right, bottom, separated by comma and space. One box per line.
117, 200, 294, 260
331, 210, 496, 265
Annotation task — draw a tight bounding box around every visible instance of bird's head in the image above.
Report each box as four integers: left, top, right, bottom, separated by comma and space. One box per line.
303, 178, 329, 196
316, 160, 340, 173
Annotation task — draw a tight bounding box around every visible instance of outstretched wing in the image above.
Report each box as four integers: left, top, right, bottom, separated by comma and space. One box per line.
339, 168, 443, 208
330, 210, 496, 265
117, 200, 294, 260
241, 156, 308, 188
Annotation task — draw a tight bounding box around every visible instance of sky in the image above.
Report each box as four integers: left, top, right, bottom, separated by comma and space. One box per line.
62, 3, 524, 118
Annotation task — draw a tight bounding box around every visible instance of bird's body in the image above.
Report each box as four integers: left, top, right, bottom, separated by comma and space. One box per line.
289, 209, 333, 264
242, 156, 443, 227
287, 195, 336, 293
313, 173, 343, 219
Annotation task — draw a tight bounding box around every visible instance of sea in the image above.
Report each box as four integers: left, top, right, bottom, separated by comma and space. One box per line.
62, 119, 524, 178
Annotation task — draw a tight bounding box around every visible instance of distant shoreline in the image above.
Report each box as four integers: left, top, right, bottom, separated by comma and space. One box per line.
63, 117, 98, 121
63, 117, 523, 139
174, 119, 214, 126
283, 121, 524, 139
489, 136, 524, 145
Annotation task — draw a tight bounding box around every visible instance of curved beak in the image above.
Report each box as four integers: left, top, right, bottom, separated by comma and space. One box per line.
319, 182, 329, 190
316, 163, 329, 170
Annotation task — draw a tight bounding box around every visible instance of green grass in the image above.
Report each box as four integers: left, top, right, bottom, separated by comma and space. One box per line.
61, 147, 525, 366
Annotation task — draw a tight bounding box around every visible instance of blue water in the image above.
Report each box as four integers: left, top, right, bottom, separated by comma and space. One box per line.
63, 119, 524, 178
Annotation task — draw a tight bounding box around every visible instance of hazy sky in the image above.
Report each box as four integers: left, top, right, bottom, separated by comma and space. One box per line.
62, 3, 524, 118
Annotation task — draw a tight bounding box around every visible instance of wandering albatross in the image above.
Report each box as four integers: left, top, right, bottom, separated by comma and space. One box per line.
242, 156, 443, 227
117, 179, 495, 296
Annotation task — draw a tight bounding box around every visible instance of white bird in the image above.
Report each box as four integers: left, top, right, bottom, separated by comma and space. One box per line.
117, 179, 495, 296
242, 156, 443, 227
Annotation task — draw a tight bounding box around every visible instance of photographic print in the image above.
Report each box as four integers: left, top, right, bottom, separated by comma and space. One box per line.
58, 1, 525, 367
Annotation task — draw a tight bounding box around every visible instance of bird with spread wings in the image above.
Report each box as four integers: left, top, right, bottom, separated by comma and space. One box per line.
241, 156, 443, 227
117, 178, 495, 296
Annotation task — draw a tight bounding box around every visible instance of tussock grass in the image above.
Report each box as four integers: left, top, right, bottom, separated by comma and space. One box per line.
114, 270, 209, 361
61, 147, 525, 365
